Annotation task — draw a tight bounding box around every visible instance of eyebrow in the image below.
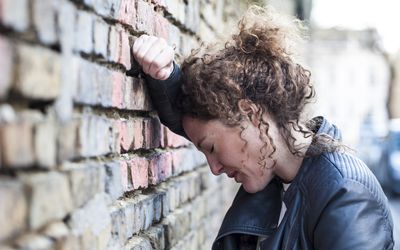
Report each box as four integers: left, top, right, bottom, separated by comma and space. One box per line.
197, 136, 207, 149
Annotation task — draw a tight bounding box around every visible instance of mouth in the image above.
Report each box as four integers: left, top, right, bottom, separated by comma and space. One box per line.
227, 171, 238, 178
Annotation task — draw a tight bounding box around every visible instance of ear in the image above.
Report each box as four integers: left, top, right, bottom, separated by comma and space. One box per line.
238, 99, 260, 126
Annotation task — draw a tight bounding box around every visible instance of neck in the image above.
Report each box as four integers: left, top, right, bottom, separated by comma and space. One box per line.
274, 125, 313, 183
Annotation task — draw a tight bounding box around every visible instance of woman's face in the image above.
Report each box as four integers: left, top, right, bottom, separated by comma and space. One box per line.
182, 116, 276, 193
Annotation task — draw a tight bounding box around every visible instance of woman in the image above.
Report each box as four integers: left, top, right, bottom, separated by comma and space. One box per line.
132, 6, 394, 250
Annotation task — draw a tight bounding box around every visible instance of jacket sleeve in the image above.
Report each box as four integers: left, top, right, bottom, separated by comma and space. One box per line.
313, 180, 394, 250
144, 62, 188, 138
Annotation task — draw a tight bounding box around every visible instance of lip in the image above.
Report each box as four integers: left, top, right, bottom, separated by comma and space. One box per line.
227, 171, 238, 178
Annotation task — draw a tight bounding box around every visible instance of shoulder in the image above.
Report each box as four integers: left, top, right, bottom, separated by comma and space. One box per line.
301, 151, 390, 214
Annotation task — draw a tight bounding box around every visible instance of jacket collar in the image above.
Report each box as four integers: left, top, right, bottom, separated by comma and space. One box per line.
214, 178, 282, 242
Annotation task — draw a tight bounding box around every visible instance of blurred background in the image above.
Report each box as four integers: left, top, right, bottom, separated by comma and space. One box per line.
266, 0, 400, 246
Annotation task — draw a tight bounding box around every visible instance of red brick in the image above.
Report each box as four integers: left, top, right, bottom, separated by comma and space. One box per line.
154, 13, 169, 40
119, 119, 132, 152
116, 0, 136, 27
0, 36, 13, 99
163, 126, 190, 148
128, 157, 149, 189
111, 71, 124, 109
149, 152, 172, 185
0, 122, 34, 167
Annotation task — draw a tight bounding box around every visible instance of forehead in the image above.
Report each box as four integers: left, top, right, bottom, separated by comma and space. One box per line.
182, 117, 223, 140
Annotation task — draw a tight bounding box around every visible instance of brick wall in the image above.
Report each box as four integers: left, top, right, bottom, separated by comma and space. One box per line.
0, 0, 250, 249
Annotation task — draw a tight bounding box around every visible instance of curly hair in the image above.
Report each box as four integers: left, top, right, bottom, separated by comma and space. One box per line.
178, 6, 341, 167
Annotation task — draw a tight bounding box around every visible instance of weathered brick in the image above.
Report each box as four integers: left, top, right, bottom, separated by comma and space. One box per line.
136, 0, 155, 35
19, 172, 73, 230
125, 236, 152, 250
0, 179, 28, 242
105, 161, 124, 201
117, 118, 143, 152
57, 119, 79, 162
119, 160, 130, 191
68, 194, 111, 250
108, 25, 120, 63
124, 78, 152, 111
63, 162, 106, 208
0, 122, 34, 167
119, 29, 131, 69
14, 233, 54, 250
115, 0, 136, 28
0, 36, 14, 99
84, 0, 113, 17
171, 147, 206, 175
167, 24, 181, 50
154, 13, 169, 39
0, 104, 16, 124
33, 0, 58, 44
199, 19, 217, 43
128, 156, 149, 189
143, 117, 163, 149
93, 17, 109, 58
41, 221, 69, 240
163, 208, 190, 248
75, 10, 94, 54
164, 0, 185, 24
58, 0, 77, 53
185, 0, 200, 33
144, 225, 165, 249
149, 152, 172, 185
34, 120, 57, 168
0, 0, 29, 32
152, 0, 167, 8
163, 126, 190, 148
54, 55, 79, 122
15, 44, 61, 100
76, 114, 113, 157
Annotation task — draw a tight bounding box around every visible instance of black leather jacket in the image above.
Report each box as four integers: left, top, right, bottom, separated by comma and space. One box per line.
145, 64, 394, 250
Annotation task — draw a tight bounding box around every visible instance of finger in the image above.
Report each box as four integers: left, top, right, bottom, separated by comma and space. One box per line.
132, 34, 148, 57
135, 36, 158, 68
142, 39, 168, 73
147, 46, 174, 77
155, 63, 174, 80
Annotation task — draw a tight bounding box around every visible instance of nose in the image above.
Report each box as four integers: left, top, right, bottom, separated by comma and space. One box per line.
206, 155, 223, 176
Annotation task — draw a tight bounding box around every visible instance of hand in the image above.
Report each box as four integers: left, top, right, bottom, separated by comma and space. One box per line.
132, 35, 175, 80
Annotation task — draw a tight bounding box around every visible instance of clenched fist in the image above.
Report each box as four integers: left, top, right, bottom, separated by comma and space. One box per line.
132, 35, 175, 80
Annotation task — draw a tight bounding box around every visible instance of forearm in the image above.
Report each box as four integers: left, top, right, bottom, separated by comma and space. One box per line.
145, 62, 187, 138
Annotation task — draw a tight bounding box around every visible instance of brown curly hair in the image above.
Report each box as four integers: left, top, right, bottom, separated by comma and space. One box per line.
178, 6, 341, 167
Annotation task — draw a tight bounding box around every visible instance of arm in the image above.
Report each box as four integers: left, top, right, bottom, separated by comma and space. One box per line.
313, 181, 394, 250
132, 35, 187, 138
145, 62, 186, 137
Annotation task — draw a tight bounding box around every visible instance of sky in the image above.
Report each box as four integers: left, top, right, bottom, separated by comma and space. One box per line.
312, 0, 400, 53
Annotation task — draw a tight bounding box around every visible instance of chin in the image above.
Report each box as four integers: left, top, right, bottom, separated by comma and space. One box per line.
242, 183, 262, 193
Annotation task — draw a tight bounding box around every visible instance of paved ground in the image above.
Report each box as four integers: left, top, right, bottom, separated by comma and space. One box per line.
388, 194, 400, 249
